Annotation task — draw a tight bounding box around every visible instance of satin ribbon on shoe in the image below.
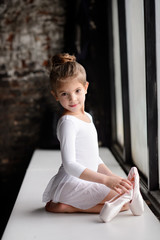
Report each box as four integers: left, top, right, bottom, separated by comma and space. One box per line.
99, 190, 133, 223
128, 167, 144, 216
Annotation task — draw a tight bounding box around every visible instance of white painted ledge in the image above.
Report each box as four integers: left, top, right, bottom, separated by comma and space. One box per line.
2, 148, 160, 240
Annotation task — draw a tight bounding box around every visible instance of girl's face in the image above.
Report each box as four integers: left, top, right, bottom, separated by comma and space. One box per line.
52, 78, 89, 115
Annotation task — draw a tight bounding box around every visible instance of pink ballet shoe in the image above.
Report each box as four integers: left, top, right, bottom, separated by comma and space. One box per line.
99, 190, 133, 223
128, 167, 144, 216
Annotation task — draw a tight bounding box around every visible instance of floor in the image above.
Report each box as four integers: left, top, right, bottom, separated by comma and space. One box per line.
1, 148, 160, 240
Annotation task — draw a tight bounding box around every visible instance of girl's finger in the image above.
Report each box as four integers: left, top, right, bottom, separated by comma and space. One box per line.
122, 178, 132, 186
121, 179, 133, 189
114, 187, 122, 194
119, 181, 132, 193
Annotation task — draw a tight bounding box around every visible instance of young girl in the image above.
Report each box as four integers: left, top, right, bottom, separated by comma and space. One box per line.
43, 53, 144, 222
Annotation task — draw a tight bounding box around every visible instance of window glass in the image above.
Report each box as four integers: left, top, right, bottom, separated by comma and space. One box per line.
125, 0, 148, 177
112, 0, 124, 147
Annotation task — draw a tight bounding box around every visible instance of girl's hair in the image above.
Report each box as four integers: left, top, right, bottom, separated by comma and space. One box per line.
50, 53, 87, 93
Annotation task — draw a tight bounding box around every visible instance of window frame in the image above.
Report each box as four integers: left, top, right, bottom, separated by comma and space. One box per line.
108, 0, 160, 218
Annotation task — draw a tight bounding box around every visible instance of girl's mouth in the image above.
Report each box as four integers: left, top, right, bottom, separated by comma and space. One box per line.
69, 104, 77, 108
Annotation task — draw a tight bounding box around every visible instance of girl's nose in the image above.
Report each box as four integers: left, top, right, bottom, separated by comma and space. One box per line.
69, 94, 76, 102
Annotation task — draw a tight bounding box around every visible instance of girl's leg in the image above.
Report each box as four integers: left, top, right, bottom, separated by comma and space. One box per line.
45, 190, 129, 213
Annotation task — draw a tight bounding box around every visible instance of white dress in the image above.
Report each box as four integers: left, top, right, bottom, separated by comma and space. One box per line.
42, 113, 110, 210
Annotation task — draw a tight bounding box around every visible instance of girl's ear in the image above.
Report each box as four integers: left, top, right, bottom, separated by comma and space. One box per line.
51, 90, 59, 101
85, 81, 89, 94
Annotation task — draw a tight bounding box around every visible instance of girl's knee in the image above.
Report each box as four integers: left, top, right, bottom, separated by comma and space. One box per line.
45, 201, 73, 213
45, 201, 52, 212
45, 201, 61, 212
56, 203, 70, 212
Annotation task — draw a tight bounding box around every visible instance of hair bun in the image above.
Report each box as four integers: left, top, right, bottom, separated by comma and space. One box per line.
51, 53, 76, 69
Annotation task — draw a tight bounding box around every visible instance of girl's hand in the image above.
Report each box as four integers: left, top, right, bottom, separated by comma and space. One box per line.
105, 175, 132, 194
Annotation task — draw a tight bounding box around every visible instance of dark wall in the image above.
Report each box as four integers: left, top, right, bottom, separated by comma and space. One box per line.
0, 0, 65, 236
64, 0, 111, 146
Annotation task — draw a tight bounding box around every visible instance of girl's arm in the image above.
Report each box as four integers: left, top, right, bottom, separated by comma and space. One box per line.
58, 120, 131, 193
80, 167, 132, 194
98, 163, 117, 176
58, 119, 86, 177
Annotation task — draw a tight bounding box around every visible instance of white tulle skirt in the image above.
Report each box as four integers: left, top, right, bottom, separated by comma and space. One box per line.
43, 167, 110, 210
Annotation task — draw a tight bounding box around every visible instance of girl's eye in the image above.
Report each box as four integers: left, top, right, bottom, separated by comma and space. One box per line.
61, 92, 67, 97
76, 89, 81, 93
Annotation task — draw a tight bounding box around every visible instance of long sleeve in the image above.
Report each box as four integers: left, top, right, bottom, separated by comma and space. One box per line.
98, 156, 104, 165
57, 119, 86, 178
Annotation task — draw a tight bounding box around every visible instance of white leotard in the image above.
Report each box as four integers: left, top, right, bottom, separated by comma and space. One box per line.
57, 113, 103, 177
42, 112, 110, 209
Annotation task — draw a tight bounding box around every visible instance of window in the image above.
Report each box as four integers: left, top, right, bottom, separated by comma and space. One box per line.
125, 0, 148, 177
112, 0, 124, 147
108, 0, 160, 218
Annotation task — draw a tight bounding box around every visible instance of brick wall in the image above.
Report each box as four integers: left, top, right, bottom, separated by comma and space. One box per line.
0, 0, 65, 178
